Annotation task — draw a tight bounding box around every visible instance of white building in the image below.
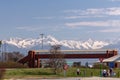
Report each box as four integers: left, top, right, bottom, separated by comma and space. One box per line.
103, 55, 120, 68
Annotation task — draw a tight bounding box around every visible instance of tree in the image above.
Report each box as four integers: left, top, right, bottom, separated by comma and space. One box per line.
6, 52, 24, 62
49, 45, 66, 74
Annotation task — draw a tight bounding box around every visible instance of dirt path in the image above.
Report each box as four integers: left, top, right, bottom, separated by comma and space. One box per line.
6, 77, 120, 80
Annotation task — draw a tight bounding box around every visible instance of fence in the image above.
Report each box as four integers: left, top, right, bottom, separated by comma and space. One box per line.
76, 69, 120, 77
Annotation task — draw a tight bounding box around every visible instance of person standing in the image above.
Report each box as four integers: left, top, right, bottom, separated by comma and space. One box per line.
77, 68, 80, 75
109, 68, 113, 76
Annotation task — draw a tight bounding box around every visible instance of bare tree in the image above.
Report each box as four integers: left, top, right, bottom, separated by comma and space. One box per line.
49, 45, 66, 74
6, 52, 24, 62
0, 40, 2, 61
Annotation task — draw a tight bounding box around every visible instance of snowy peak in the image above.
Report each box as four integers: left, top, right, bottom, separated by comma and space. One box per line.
45, 35, 59, 45
3, 35, 109, 50
59, 39, 109, 49
82, 39, 109, 49
5, 38, 36, 48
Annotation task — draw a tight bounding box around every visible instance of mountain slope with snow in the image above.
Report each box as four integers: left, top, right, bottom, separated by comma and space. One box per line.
1, 35, 112, 54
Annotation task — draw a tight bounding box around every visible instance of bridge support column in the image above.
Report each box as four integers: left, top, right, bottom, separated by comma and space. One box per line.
106, 50, 109, 58
113, 50, 117, 55
37, 58, 40, 68
28, 51, 35, 68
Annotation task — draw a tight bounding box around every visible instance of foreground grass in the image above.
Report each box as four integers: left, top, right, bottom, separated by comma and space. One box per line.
4, 68, 57, 79
3, 68, 120, 79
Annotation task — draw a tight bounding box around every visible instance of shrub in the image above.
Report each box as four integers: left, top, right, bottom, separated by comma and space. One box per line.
0, 61, 28, 68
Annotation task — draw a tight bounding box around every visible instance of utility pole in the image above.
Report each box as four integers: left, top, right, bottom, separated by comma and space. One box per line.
0, 40, 2, 61
4, 42, 7, 62
40, 34, 44, 49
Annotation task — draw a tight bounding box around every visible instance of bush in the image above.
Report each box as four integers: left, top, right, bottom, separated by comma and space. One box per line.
0, 61, 28, 68
93, 63, 109, 69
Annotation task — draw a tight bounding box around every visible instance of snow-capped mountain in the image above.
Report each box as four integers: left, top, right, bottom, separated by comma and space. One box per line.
1, 35, 112, 54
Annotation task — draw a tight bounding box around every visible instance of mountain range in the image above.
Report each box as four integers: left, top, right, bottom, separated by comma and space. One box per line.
1, 35, 120, 54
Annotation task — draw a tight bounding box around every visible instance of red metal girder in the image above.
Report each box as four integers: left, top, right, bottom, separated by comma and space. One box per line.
35, 53, 114, 59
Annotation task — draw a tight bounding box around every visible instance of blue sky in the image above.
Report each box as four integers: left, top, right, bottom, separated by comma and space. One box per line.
0, 0, 120, 40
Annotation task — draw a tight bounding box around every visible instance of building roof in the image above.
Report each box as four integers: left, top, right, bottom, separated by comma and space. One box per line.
103, 55, 120, 62
116, 60, 120, 63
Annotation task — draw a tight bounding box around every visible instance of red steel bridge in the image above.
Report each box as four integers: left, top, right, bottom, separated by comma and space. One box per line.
18, 49, 118, 68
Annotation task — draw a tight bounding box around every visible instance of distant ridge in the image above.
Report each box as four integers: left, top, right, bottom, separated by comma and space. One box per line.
1, 35, 120, 54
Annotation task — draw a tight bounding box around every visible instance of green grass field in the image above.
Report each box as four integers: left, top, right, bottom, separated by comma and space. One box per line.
3, 68, 120, 79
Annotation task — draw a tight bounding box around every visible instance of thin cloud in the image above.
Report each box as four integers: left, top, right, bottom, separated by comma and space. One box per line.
65, 15, 105, 19
16, 26, 41, 31
65, 20, 120, 27
110, 0, 120, 1
88, 28, 120, 33
86, 8, 120, 16
107, 7, 120, 15
63, 7, 120, 19
33, 16, 55, 19
99, 29, 120, 32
